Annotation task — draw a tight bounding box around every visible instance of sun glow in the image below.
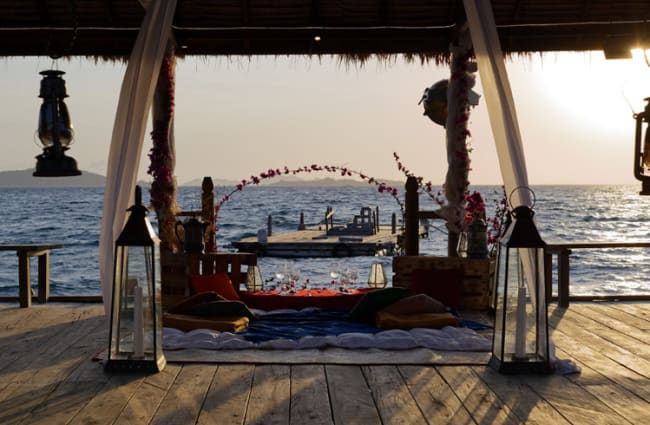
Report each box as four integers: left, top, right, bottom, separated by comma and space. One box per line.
532, 50, 650, 134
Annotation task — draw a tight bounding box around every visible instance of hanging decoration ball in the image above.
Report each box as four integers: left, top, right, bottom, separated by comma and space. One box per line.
418, 79, 448, 126
418, 79, 481, 128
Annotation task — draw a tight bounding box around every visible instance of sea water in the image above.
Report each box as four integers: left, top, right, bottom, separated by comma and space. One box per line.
1, 184, 650, 297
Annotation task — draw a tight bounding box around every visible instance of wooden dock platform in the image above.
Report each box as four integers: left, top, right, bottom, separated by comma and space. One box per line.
1, 301, 649, 424
232, 225, 399, 257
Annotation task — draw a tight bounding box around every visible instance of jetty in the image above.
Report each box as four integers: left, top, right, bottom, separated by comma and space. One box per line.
1, 300, 649, 424
232, 207, 403, 257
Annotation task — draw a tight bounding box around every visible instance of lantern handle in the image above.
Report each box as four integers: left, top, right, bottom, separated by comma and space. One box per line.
508, 186, 536, 210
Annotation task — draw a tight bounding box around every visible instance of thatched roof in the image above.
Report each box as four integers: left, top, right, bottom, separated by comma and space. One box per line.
1, 1, 649, 60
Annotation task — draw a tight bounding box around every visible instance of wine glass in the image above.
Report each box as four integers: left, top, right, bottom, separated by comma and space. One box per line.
329, 269, 340, 291
348, 270, 358, 289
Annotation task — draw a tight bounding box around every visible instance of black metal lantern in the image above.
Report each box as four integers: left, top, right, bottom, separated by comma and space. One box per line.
33, 70, 81, 177
106, 186, 165, 373
634, 97, 650, 195
490, 203, 552, 374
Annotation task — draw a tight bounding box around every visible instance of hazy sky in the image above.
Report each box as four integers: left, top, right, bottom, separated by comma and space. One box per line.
1, 50, 649, 186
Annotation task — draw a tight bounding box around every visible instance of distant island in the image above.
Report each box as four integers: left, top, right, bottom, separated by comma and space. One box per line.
182, 176, 405, 188
0, 168, 106, 188
0, 169, 404, 189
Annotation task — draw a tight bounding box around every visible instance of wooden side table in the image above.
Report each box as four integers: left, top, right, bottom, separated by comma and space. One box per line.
0, 244, 63, 308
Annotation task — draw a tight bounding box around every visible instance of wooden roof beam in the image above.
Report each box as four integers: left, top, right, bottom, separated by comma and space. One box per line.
103, 0, 115, 25
35, 0, 49, 25
512, 0, 525, 23
310, 0, 321, 26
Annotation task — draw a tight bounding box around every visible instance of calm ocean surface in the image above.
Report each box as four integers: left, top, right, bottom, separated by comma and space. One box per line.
2, 184, 650, 297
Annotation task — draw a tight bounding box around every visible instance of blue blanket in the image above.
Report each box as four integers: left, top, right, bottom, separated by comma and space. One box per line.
238, 309, 491, 343
240, 310, 378, 343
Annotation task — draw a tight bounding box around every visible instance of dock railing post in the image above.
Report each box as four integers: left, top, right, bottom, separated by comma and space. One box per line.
558, 248, 571, 307
405, 176, 419, 256
298, 211, 306, 230
267, 214, 273, 237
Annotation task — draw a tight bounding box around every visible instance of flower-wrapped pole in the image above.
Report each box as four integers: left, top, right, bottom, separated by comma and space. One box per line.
444, 26, 476, 255
148, 53, 180, 252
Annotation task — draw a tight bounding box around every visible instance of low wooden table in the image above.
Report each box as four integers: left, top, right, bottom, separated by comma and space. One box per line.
0, 244, 63, 308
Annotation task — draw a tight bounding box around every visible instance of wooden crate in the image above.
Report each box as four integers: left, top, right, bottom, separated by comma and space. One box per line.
392, 256, 495, 310
160, 250, 257, 310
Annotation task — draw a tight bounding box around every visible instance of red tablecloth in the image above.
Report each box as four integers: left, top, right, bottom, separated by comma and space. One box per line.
239, 288, 373, 311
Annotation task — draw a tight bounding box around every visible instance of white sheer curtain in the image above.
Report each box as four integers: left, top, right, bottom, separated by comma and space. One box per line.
462, 0, 532, 208
99, 0, 177, 314
464, 0, 579, 374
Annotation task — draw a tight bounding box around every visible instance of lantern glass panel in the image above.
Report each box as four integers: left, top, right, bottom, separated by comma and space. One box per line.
492, 244, 550, 372
108, 244, 163, 363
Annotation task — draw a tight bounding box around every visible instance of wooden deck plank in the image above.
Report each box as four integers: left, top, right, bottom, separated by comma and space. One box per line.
554, 344, 650, 425
577, 383, 650, 424
151, 364, 217, 425
113, 364, 183, 425
1, 307, 105, 385
362, 365, 427, 425
290, 365, 333, 425
0, 383, 59, 425
472, 366, 572, 424
245, 365, 291, 425
199, 364, 255, 425
550, 309, 650, 399
326, 365, 381, 425
523, 374, 634, 424
0, 304, 78, 352
607, 302, 650, 326
571, 303, 650, 341
1, 302, 649, 425
437, 366, 520, 425
562, 304, 650, 361
15, 380, 108, 425
398, 365, 475, 424
549, 310, 650, 411
67, 374, 145, 425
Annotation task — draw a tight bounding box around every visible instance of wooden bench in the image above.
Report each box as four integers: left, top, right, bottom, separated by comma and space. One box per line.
0, 243, 63, 308
545, 241, 650, 307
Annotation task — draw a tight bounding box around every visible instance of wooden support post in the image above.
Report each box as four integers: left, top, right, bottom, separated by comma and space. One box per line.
267, 214, 273, 237
37, 251, 50, 304
558, 249, 571, 307
151, 51, 180, 252
543, 251, 553, 302
18, 253, 31, 308
404, 176, 419, 256
391, 212, 396, 234
201, 177, 215, 252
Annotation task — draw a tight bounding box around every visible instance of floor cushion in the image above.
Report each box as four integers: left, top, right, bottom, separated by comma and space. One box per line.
379, 293, 446, 315
185, 300, 256, 320
163, 313, 250, 332
374, 311, 461, 330
190, 272, 240, 300
348, 287, 411, 323
167, 291, 226, 314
